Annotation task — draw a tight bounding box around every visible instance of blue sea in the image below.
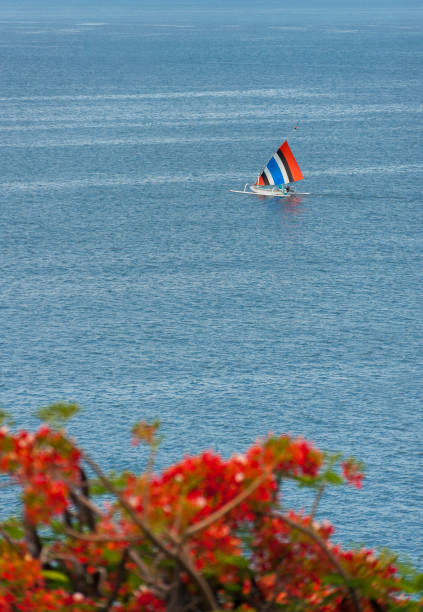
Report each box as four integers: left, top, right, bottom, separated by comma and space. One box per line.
0, 0, 422, 563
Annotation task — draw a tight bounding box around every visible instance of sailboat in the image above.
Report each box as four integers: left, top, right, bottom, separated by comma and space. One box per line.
230, 140, 310, 197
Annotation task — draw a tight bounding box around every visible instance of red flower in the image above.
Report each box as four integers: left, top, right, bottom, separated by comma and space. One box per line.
342, 459, 364, 489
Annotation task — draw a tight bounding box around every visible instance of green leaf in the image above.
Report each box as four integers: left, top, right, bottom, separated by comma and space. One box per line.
323, 451, 343, 468
400, 571, 423, 595
323, 471, 344, 486
127, 572, 143, 590
291, 474, 320, 488
224, 582, 241, 593
48, 519, 68, 535
215, 552, 250, 570
102, 548, 122, 565
413, 572, 423, 591
0, 409, 14, 427
322, 573, 346, 586
90, 471, 131, 496
36, 402, 80, 426
1, 519, 24, 540
322, 573, 370, 592
42, 569, 71, 586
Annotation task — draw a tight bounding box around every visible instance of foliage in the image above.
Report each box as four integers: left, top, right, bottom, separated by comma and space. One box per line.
0, 402, 421, 611
36, 402, 80, 427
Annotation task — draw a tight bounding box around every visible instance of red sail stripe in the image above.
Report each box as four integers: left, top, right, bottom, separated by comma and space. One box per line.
280, 141, 303, 182
256, 176, 265, 186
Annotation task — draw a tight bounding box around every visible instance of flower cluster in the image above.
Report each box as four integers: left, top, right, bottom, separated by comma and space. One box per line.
0, 544, 95, 612
342, 458, 364, 489
0, 411, 420, 612
0, 424, 81, 523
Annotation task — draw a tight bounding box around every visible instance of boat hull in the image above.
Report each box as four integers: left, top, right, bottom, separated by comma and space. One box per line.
249, 184, 292, 197
229, 186, 311, 197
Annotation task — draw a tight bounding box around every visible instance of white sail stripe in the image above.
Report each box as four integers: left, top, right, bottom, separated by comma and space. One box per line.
263, 167, 275, 185
272, 154, 290, 184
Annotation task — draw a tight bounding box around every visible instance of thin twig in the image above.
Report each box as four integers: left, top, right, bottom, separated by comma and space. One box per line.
310, 483, 325, 520
142, 444, 158, 517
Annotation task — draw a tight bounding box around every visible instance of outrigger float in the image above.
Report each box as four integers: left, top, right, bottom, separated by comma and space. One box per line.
230, 140, 310, 198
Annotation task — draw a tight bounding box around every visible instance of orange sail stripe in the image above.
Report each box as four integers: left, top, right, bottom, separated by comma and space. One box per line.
256, 176, 265, 186
280, 141, 303, 182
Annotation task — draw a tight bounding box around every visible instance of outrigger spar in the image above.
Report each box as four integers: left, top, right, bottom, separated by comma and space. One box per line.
230, 140, 310, 197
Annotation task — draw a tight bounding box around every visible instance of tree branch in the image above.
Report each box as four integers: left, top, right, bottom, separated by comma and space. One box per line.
275, 511, 362, 612
81, 451, 218, 611
63, 526, 140, 543
23, 513, 42, 559
185, 472, 269, 538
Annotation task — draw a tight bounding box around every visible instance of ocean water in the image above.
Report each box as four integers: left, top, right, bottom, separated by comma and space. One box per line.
0, 1, 422, 563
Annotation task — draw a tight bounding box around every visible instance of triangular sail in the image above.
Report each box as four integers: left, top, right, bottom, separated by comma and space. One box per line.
255, 140, 304, 186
